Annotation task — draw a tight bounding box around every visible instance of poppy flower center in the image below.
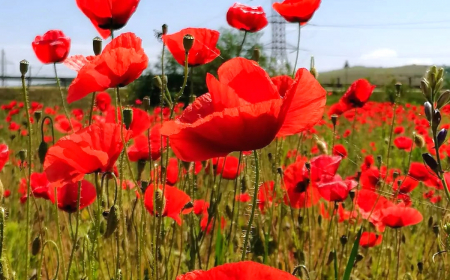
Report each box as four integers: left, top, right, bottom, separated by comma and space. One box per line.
98, 18, 126, 31
294, 179, 309, 193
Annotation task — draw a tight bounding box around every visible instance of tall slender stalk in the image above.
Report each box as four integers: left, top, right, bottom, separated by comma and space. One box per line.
54, 189, 66, 277
236, 31, 247, 57
241, 150, 260, 260
88, 92, 97, 126
292, 26, 301, 77
21, 63, 33, 278
66, 182, 82, 280
53, 63, 73, 131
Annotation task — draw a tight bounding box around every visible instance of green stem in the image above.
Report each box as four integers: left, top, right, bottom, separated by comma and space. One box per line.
21, 71, 33, 278
170, 53, 189, 119
53, 63, 73, 131
54, 189, 66, 277
241, 150, 260, 261
292, 26, 301, 77
88, 92, 96, 126
236, 31, 247, 57
65, 182, 82, 280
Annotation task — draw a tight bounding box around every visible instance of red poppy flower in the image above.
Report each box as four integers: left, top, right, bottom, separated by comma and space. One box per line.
76, 0, 140, 39
283, 158, 320, 208
166, 158, 179, 186
332, 144, 348, 158
394, 126, 404, 134
207, 156, 243, 180
106, 107, 151, 138
200, 215, 226, 233
393, 175, 419, 193
272, 0, 321, 25
379, 204, 423, 228
8, 122, 20, 131
176, 261, 298, 280
310, 155, 342, 182
18, 172, 55, 202
144, 184, 192, 225
56, 180, 97, 213
394, 136, 413, 151
32, 30, 71, 64
67, 32, 148, 103
161, 58, 326, 161
409, 162, 442, 189
271, 73, 327, 137
360, 167, 383, 190
64, 55, 96, 72
193, 200, 209, 216
128, 124, 167, 161
356, 189, 393, 232
44, 122, 131, 187
341, 79, 376, 109
162, 28, 220, 67
0, 144, 9, 172
236, 193, 251, 202
226, 3, 268, 33
316, 175, 356, 202
95, 92, 112, 112
359, 232, 383, 248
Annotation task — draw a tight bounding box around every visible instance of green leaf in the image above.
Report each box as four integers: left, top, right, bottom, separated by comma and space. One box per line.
342, 227, 363, 280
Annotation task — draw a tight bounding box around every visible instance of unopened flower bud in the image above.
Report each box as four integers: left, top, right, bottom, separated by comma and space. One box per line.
376, 155, 382, 168
432, 109, 441, 131
413, 132, 425, 148
140, 181, 149, 193
422, 153, 439, 174
437, 128, 448, 148
154, 76, 163, 89
154, 189, 166, 215
20, 60, 29, 76
305, 162, 311, 171
143, 96, 151, 111
427, 66, 437, 82
433, 224, 439, 235
34, 111, 42, 123
123, 107, 133, 129
331, 114, 338, 127
436, 78, 444, 92
93, 37, 102, 56
38, 141, 48, 165
104, 205, 120, 238
421, 79, 431, 101
340, 235, 348, 246
392, 171, 399, 180
183, 34, 195, 53
32, 235, 41, 256
437, 67, 445, 81
162, 24, 168, 35
417, 262, 424, 273
437, 90, 450, 109
18, 150, 27, 162
252, 48, 261, 63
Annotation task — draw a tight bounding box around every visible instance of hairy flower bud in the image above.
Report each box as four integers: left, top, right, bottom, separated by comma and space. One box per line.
38, 141, 48, 165
93, 37, 102, 56
162, 24, 168, 35
413, 132, 425, 148
154, 189, 166, 215
32, 235, 41, 256
154, 76, 163, 89
252, 48, 261, 63
104, 205, 120, 238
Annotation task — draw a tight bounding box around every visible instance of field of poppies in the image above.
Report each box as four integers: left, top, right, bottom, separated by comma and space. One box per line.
2, 0, 450, 280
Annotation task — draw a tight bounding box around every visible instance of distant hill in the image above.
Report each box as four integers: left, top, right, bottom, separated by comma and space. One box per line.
318, 65, 433, 87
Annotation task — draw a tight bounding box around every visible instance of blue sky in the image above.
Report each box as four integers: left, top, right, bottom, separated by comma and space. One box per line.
1, 0, 450, 80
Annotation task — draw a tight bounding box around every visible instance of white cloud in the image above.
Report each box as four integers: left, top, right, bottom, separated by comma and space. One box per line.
360, 48, 398, 61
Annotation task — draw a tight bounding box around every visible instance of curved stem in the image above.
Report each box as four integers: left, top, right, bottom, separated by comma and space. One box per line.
241, 150, 260, 260
39, 240, 60, 280
292, 26, 301, 77
53, 63, 73, 131
65, 182, 82, 280
21, 72, 33, 278
236, 31, 248, 57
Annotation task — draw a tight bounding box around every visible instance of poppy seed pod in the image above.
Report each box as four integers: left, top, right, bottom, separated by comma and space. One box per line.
417, 262, 424, 274
437, 128, 448, 148
104, 205, 120, 238
252, 48, 261, 62
20, 60, 29, 76
340, 235, 348, 246
162, 24, 168, 35
432, 109, 441, 131
143, 96, 151, 111
395, 82, 402, 95
140, 180, 149, 193
34, 111, 42, 123
424, 102, 432, 122
183, 34, 195, 53
437, 90, 450, 109
93, 37, 102, 55
123, 108, 133, 129
422, 153, 439, 174
331, 114, 338, 127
